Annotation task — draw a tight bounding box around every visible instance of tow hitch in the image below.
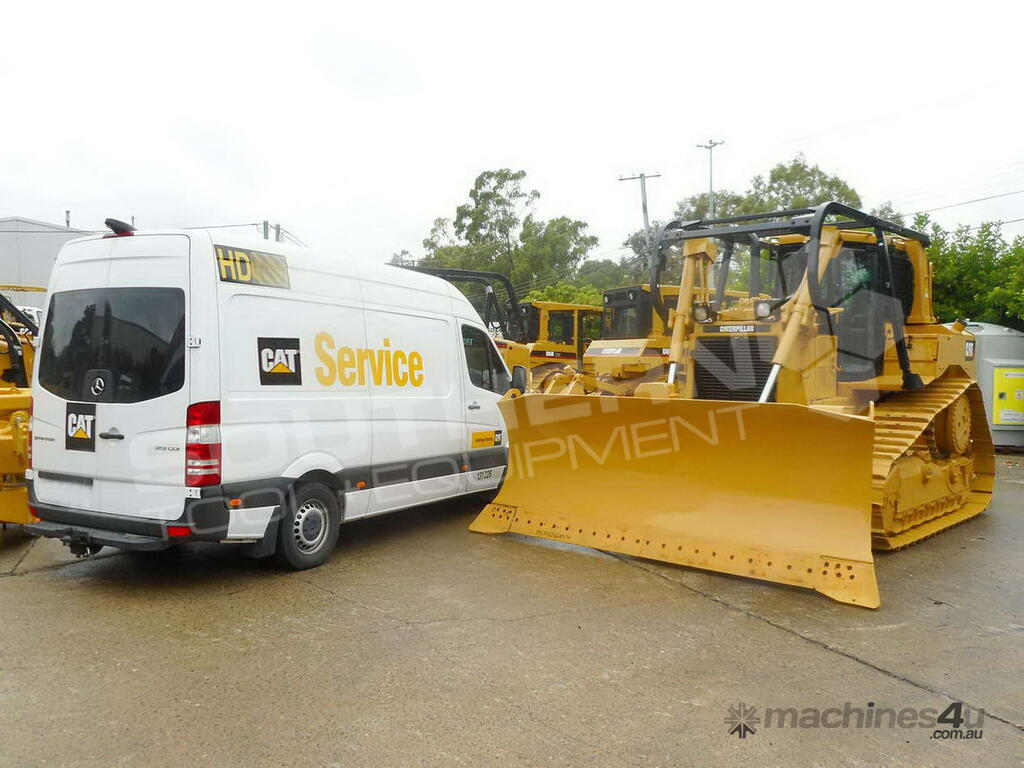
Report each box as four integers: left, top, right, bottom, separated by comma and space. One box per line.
62, 531, 104, 558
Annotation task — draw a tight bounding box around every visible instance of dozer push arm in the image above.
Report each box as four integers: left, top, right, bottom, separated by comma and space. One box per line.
759, 278, 813, 403
667, 238, 716, 386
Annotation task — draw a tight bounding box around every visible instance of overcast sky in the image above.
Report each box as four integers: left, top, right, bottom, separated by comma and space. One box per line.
3, 2, 1022, 263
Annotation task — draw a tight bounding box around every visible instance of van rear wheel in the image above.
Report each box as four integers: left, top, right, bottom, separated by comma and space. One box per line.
275, 482, 341, 570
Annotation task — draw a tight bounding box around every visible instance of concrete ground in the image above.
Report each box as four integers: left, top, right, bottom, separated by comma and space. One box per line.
1, 458, 1021, 767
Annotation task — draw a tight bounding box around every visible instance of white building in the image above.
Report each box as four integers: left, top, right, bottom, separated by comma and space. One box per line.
0, 216, 91, 310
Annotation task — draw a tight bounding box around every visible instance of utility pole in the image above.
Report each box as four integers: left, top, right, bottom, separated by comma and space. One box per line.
618, 172, 661, 257
696, 139, 724, 218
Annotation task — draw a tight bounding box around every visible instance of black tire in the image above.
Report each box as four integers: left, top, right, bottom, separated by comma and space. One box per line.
275, 482, 341, 570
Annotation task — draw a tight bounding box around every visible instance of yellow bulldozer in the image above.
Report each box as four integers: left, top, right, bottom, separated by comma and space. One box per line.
549, 226, 759, 396
519, 299, 602, 380
472, 204, 994, 608
571, 283, 679, 394
0, 287, 43, 526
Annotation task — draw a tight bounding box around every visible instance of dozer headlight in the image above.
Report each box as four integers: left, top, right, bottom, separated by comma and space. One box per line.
692, 303, 716, 323
753, 299, 776, 320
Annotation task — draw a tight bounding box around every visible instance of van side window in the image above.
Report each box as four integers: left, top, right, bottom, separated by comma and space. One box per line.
462, 325, 510, 393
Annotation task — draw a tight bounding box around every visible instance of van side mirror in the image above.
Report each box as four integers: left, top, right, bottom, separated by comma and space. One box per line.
509, 365, 528, 393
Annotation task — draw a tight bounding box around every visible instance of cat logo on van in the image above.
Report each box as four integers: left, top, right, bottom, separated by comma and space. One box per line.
258, 337, 302, 385
65, 402, 96, 452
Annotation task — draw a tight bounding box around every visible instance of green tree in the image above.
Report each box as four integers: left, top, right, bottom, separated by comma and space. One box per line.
671, 154, 862, 221
870, 201, 905, 225
743, 154, 862, 212
388, 249, 415, 267
921, 215, 1024, 329
625, 155, 866, 269
523, 282, 603, 306
576, 258, 636, 291
420, 169, 597, 289
672, 190, 749, 220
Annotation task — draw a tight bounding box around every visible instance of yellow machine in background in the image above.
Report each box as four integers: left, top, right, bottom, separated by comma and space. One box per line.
472, 204, 994, 608
403, 267, 532, 370
565, 284, 680, 394
519, 300, 601, 381
404, 266, 600, 385
0, 287, 44, 525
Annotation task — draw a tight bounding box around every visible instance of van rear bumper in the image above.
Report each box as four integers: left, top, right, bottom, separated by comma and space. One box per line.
25, 480, 235, 549
26, 520, 172, 552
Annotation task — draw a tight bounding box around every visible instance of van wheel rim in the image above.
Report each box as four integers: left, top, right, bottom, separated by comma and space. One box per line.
293, 499, 329, 553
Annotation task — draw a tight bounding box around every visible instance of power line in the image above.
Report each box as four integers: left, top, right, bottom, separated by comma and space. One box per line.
279, 227, 307, 247
0, 229, 98, 234
696, 139, 725, 218
909, 188, 1024, 216
951, 216, 1024, 232
179, 222, 264, 230
618, 172, 660, 256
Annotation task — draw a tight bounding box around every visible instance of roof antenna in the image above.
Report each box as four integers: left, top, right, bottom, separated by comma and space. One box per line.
104, 218, 136, 236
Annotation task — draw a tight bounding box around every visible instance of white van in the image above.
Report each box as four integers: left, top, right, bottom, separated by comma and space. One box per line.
26, 223, 524, 568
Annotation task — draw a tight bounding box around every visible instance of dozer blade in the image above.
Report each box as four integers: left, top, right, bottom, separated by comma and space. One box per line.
471, 394, 880, 608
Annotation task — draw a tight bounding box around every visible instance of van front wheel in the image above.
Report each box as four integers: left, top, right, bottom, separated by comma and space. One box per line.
275, 482, 341, 570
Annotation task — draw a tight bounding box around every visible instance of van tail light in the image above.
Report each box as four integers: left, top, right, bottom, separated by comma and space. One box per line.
185, 401, 221, 487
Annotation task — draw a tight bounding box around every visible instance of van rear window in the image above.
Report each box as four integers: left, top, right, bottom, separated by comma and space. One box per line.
39, 288, 186, 403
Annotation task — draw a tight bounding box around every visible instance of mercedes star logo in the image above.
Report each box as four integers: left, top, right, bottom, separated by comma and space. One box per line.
90, 377, 106, 396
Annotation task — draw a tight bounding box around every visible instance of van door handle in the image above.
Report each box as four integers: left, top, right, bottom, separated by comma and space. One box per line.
467, 402, 481, 411
99, 429, 124, 440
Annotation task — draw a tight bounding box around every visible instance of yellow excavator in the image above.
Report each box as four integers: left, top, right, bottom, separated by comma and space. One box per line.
472, 204, 994, 608
0, 287, 43, 525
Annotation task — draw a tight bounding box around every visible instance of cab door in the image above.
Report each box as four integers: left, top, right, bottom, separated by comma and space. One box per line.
459, 323, 509, 492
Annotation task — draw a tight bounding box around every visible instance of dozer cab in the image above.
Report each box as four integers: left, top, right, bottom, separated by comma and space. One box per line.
0, 287, 43, 525
471, 204, 994, 608
575, 283, 679, 394
519, 300, 602, 380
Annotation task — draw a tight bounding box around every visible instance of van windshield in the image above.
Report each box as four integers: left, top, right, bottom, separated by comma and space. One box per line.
39, 287, 186, 403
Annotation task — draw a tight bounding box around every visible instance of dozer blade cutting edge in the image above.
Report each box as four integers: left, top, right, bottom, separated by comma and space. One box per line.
471, 393, 881, 608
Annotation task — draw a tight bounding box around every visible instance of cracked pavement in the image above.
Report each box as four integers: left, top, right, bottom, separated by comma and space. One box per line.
1, 457, 1021, 766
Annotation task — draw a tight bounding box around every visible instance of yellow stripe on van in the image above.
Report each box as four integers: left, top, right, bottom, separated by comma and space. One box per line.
471, 430, 498, 449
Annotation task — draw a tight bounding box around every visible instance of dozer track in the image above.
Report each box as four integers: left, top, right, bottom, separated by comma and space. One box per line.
870, 372, 995, 550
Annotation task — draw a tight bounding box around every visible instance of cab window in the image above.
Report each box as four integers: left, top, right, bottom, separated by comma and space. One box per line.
580, 311, 602, 341
547, 311, 574, 344
462, 325, 510, 393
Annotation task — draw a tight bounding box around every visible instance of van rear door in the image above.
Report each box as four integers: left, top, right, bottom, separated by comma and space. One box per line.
32, 234, 191, 520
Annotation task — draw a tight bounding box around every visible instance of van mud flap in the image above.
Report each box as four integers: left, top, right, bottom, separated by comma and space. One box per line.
470, 394, 880, 608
